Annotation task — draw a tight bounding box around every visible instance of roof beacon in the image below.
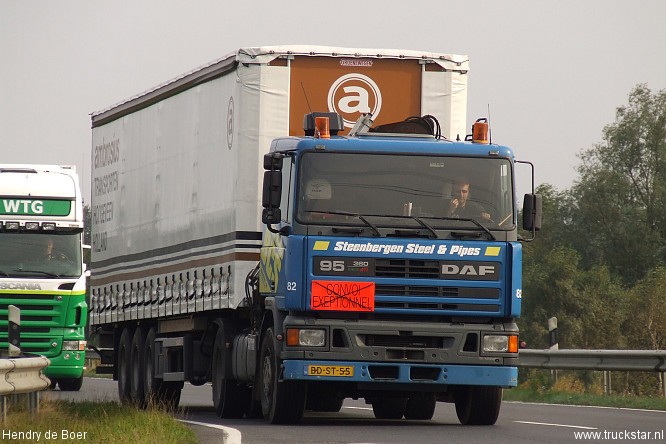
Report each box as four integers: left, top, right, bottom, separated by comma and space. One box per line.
315, 116, 330, 139
472, 118, 489, 144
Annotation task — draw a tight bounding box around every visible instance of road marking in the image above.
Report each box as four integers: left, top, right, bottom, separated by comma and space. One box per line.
179, 419, 242, 444
343, 406, 373, 411
515, 420, 597, 430
506, 400, 666, 414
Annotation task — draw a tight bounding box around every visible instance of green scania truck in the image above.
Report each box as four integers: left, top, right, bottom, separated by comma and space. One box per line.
0, 164, 88, 391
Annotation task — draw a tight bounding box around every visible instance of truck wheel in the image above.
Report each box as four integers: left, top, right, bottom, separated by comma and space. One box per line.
143, 327, 182, 410
58, 376, 83, 392
371, 397, 408, 419
259, 328, 305, 424
117, 327, 133, 404
144, 328, 159, 406
454, 386, 502, 425
404, 394, 436, 420
212, 326, 248, 418
130, 327, 147, 408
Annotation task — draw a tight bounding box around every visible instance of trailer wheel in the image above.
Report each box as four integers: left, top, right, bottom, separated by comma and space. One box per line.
144, 328, 159, 406
130, 327, 147, 408
212, 326, 248, 418
404, 393, 436, 420
371, 397, 408, 419
454, 386, 502, 425
259, 328, 305, 424
117, 327, 133, 404
144, 327, 182, 410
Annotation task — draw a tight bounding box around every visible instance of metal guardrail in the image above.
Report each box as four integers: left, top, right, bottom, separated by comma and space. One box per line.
0, 356, 51, 395
518, 349, 666, 372
0, 355, 51, 421
1, 305, 52, 420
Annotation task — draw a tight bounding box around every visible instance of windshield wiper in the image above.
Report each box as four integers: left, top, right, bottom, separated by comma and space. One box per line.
411, 217, 438, 239
452, 218, 495, 240
419, 216, 496, 241
305, 211, 381, 237
360, 214, 439, 239
13, 269, 61, 278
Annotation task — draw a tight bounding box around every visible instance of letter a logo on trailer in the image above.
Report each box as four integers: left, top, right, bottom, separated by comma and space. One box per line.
328, 73, 382, 128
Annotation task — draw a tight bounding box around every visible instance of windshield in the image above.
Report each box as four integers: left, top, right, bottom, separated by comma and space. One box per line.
296, 152, 514, 229
0, 231, 82, 278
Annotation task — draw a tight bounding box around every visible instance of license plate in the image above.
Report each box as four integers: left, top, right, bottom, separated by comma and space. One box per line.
306, 365, 354, 377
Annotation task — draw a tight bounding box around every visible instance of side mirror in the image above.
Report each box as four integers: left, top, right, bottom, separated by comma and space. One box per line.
263, 153, 283, 171
262, 171, 282, 226
522, 193, 542, 232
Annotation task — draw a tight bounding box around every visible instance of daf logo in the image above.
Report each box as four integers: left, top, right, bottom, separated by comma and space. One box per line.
440, 262, 499, 281
327, 73, 382, 128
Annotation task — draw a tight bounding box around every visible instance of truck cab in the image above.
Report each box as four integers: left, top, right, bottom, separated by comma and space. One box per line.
255, 115, 540, 424
0, 165, 87, 391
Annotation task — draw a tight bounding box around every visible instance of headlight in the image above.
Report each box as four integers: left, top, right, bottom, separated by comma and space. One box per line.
483, 335, 518, 353
62, 340, 87, 351
286, 328, 325, 347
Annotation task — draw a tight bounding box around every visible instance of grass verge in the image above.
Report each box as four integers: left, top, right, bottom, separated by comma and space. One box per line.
3, 400, 199, 444
504, 387, 666, 411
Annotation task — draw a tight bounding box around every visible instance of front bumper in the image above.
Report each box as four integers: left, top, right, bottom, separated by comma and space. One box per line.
43, 350, 86, 379
283, 360, 517, 387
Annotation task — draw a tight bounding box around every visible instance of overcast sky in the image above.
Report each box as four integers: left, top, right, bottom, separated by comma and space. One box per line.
2, 1, 665, 204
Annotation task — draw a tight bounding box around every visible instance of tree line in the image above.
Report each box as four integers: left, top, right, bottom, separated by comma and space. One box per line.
520, 84, 666, 395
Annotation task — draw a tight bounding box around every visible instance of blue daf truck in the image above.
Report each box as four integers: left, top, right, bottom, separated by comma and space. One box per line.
254, 114, 541, 424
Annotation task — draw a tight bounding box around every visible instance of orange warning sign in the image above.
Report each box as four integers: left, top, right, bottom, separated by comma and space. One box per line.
311, 280, 375, 312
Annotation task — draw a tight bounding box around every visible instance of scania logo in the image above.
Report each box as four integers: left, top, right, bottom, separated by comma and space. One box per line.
440, 262, 499, 281
327, 73, 382, 128
0, 282, 42, 290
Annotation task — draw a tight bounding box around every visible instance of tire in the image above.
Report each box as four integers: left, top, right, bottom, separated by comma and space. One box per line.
58, 376, 83, 391
404, 393, 436, 420
144, 327, 182, 410
117, 327, 133, 404
130, 327, 147, 408
371, 397, 408, 420
260, 328, 305, 424
212, 326, 248, 418
144, 328, 160, 406
454, 386, 502, 425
